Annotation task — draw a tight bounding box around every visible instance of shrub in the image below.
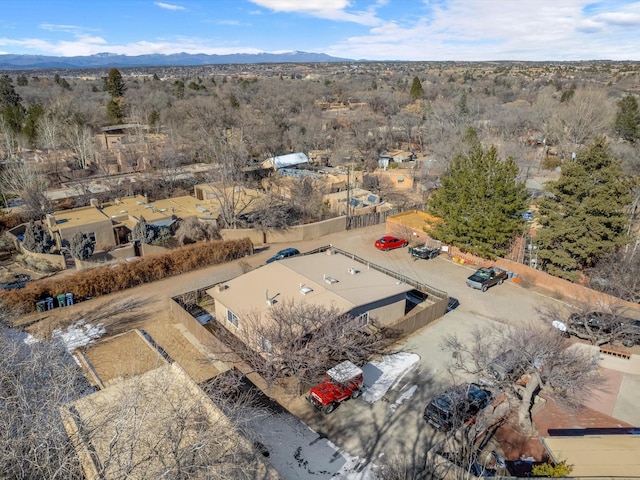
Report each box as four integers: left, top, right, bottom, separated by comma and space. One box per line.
532, 460, 573, 477
3, 238, 253, 314
69, 232, 95, 260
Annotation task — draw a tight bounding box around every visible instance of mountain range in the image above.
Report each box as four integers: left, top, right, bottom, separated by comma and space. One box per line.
0, 51, 355, 70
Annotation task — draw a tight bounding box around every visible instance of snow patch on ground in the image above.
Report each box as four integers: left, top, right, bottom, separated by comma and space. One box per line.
361, 352, 420, 403
248, 352, 420, 479
389, 384, 418, 414
51, 320, 105, 353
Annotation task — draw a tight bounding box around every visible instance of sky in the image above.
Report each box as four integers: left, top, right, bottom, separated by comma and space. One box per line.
1, 0, 639, 61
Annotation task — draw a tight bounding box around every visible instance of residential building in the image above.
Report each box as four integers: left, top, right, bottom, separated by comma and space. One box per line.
207, 249, 413, 353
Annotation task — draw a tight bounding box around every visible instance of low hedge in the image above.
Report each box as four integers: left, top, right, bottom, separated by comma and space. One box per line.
3, 238, 253, 314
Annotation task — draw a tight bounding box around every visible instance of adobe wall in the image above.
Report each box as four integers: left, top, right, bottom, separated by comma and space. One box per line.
169, 298, 218, 347
220, 228, 265, 244
74, 244, 136, 270
19, 245, 67, 270
445, 245, 640, 313
221, 216, 347, 245
389, 297, 449, 336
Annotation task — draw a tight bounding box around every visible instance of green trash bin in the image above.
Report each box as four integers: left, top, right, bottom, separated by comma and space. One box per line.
36, 300, 46, 312
56, 293, 67, 308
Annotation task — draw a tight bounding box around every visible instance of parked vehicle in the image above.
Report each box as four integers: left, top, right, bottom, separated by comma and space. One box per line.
423, 383, 492, 432
447, 297, 460, 312
408, 244, 440, 260
307, 360, 364, 414
466, 267, 508, 292
0, 273, 30, 290
567, 311, 640, 348
374, 236, 408, 251
266, 247, 300, 264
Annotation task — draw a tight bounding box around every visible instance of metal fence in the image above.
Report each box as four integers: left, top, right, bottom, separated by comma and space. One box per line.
302, 244, 448, 300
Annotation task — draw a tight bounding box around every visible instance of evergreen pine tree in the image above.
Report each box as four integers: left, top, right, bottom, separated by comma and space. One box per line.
22, 221, 54, 254
409, 76, 424, 101
69, 232, 95, 260
0, 75, 25, 133
535, 138, 632, 281
105, 68, 127, 97
427, 141, 528, 259
614, 94, 640, 142
132, 216, 156, 244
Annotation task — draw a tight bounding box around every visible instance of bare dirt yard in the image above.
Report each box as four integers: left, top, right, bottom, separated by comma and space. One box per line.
13, 250, 261, 384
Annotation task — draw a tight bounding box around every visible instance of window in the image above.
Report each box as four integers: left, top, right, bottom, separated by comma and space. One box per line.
227, 309, 238, 327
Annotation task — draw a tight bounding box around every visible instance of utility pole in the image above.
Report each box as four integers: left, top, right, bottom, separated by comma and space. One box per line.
346, 165, 350, 223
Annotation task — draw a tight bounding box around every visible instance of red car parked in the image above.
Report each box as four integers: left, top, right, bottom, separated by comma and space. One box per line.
375, 235, 408, 251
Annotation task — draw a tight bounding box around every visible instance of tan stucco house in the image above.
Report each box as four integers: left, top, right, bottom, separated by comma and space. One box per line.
207, 249, 413, 353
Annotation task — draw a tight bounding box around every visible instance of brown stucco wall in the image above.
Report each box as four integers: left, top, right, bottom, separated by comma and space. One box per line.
19, 245, 67, 270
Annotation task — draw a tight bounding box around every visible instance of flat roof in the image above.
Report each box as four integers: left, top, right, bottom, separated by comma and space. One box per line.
209, 250, 413, 319
49, 206, 111, 229
542, 434, 640, 477
62, 363, 279, 479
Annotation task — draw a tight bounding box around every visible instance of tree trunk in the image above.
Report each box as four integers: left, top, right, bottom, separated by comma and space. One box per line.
516, 371, 541, 434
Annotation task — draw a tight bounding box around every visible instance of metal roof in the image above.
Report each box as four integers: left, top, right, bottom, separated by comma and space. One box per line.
263, 152, 309, 169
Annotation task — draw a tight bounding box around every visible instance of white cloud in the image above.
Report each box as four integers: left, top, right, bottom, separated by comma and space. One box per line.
39, 23, 86, 34
154, 2, 186, 11
325, 0, 640, 61
249, 0, 383, 26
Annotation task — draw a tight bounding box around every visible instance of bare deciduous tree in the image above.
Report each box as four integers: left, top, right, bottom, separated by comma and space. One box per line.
442, 322, 602, 434
0, 159, 52, 218
218, 300, 396, 392
0, 322, 88, 479
174, 217, 221, 245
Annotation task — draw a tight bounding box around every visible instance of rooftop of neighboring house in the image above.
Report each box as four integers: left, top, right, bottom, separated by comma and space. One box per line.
541, 431, 640, 477
261, 152, 309, 170
208, 250, 413, 321
323, 187, 381, 204
387, 210, 443, 232
101, 195, 180, 228
47, 205, 111, 231
61, 363, 280, 480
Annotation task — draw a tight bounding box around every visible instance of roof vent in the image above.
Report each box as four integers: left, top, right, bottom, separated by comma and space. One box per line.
299, 283, 313, 295
324, 275, 338, 284
348, 268, 360, 275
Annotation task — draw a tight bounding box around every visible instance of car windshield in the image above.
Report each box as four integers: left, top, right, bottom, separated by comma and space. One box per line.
475, 269, 491, 279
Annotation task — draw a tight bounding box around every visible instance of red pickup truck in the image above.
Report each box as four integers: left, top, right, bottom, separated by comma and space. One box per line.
307, 361, 364, 414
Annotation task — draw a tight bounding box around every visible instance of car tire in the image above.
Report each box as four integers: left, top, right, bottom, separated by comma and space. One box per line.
498, 279, 503, 285
324, 403, 337, 414
351, 389, 362, 399
481, 285, 488, 292
385, 247, 390, 252
622, 338, 635, 348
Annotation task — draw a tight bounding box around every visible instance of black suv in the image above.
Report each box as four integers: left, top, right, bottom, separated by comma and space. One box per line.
423, 383, 492, 432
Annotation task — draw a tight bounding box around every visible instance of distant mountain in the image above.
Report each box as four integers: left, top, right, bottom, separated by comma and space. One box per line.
0, 51, 354, 70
